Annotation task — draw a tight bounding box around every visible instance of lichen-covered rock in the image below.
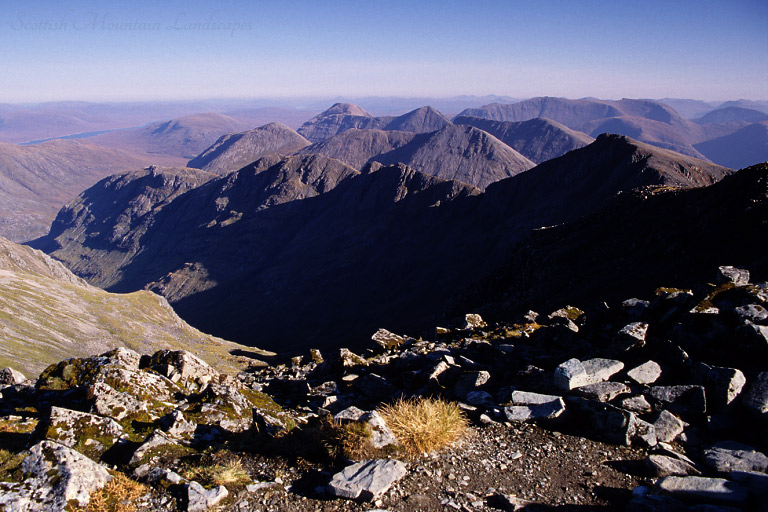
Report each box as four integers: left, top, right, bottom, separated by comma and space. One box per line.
582, 358, 625, 383
129, 430, 178, 465
185, 383, 257, 433
89, 380, 155, 423
145, 350, 221, 392
44, 406, 124, 460
0, 440, 112, 511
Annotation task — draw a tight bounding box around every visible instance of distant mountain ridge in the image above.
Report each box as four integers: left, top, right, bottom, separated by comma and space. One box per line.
35, 134, 733, 352
297, 104, 452, 142
452, 116, 594, 163
187, 122, 310, 174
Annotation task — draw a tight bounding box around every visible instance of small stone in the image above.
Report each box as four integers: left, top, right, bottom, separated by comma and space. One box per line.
187, 481, 228, 511
129, 430, 178, 465
627, 361, 663, 385
371, 329, 405, 349
620, 395, 653, 413
734, 304, 768, 323
617, 322, 649, 350
464, 314, 487, 329
360, 411, 399, 449
334, 406, 366, 423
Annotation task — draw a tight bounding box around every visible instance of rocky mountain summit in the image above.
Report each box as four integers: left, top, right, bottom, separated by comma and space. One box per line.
297, 104, 452, 143
1, 265, 766, 511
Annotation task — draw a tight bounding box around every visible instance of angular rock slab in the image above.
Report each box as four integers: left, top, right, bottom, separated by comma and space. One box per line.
566, 397, 638, 445
0, 367, 26, 385
648, 385, 707, 415
0, 440, 112, 511
703, 441, 768, 473
328, 459, 407, 501
371, 328, 405, 349
554, 358, 590, 391
655, 476, 748, 505
646, 455, 701, 477
573, 381, 630, 402
653, 410, 685, 443
504, 390, 566, 421
627, 361, 662, 385
582, 358, 624, 383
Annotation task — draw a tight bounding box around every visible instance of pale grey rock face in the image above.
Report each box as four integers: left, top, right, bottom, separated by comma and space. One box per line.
627, 361, 663, 385
45, 406, 124, 459
581, 358, 624, 383
463, 313, 487, 329
655, 476, 748, 505
327, 459, 407, 501
89, 380, 153, 422
703, 441, 768, 473
0, 440, 112, 511
619, 395, 653, 413
147, 350, 221, 392
360, 411, 399, 449
653, 410, 685, 443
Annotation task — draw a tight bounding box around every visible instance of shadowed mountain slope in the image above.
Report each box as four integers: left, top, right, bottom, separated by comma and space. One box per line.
452, 116, 594, 163
88, 113, 252, 163
694, 121, 768, 170
187, 122, 310, 174
297, 103, 451, 142
452, 163, 768, 323
36, 135, 733, 353
0, 236, 258, 377
0, 140, 153, 242
370, 125, 535, 189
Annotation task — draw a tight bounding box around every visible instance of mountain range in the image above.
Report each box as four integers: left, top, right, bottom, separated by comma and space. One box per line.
32, 134, 737, 353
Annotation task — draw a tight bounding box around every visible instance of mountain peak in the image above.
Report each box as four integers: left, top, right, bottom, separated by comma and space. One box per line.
322, 103, 372, 117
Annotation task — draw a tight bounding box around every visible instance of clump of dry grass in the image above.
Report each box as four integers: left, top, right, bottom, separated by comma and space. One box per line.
75, 472, 148, 512
184, 457, 250, 487
378, 397, 469, 456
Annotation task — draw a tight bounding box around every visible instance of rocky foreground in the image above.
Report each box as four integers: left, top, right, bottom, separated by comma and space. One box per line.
1, 265, 767, 511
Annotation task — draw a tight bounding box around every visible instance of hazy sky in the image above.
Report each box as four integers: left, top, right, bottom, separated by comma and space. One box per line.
2, 0, 766, 102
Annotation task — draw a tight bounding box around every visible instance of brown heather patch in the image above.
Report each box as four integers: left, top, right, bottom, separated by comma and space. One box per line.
70, 472, 148, 512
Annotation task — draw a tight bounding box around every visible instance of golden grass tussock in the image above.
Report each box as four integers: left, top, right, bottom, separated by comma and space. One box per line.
74, 472, 149, 512
378, 396, 469, 456
183, 457, 250, 487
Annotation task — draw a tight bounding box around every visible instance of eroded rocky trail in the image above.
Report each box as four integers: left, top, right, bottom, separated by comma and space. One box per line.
1, 265, 767, 511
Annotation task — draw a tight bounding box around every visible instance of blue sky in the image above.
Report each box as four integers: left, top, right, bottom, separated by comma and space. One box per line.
2, 0, 766, 102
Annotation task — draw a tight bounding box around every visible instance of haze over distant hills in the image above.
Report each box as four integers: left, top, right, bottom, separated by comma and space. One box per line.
87, 113, 252, 163
34, 133, 734, 352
